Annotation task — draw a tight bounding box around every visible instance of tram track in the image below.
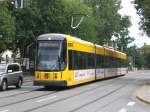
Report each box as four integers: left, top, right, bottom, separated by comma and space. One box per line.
0, 75, 120, 99
0, 77, 120, 108
0, 90, 58, 108
0, 76, 123, 99
0, 82, 36, 99
0, 77, 126, 110
23, 78, 129, 112
69, 84, 127, 112
69, 79, 140, 112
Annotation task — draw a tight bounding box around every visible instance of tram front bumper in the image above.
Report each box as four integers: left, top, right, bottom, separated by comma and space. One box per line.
33, 80, 67, 87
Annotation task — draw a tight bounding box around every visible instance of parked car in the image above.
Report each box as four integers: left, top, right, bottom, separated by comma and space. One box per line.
0, 63, 23, 91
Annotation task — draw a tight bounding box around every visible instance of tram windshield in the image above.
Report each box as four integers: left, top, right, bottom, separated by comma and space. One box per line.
36, 40, 67, 71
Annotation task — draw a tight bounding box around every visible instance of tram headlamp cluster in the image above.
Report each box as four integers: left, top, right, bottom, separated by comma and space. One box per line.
54, 75, 57, 79
36, 74, 40, 79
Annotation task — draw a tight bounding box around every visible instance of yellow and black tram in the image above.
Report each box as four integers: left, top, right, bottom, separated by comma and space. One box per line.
34, 33, 127, 87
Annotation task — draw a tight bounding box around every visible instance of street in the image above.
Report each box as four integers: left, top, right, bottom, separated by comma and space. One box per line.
0, 71, 150, 112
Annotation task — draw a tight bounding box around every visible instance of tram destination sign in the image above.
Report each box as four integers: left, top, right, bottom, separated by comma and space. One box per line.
39, 41, 60, 48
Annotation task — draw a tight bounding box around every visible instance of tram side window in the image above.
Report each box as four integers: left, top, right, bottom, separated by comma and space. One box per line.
96, 55, 104, 68
117, 58, 121, 68
87, 53, 94, 69
69, 50, 95, 70
69, 50, 73, 70
121, 59, 127, 67
101, 56, 105, 68
104, 56, 109, 68
73, 51, 79, 69
103, 56, 114, 68
96, 55, 100, 68
112, 57, 117, 68
115, 58, 119, 68
78, 52, 86, 69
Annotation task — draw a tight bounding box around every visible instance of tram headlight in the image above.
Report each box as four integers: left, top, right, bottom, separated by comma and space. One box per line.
36, 73, 40, 79
54, 75, 57, 79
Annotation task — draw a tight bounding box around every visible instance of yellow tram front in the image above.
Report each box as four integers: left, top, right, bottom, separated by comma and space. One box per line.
34, 34, 69, 87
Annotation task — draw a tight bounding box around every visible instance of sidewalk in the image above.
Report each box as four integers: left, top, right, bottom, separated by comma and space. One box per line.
136, 82, 150, 104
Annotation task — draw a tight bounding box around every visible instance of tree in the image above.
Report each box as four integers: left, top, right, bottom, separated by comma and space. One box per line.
63, 0, 97, 41
0, 0, 133, 59
116, 16, 134, 52
134, 0, 150, 36
0, 1, 15, 52
12, 0, 97, 51
11, 0, 69, 56
138, 44, 150, 68
127, 45, 146, 69
84, 0, 133, 50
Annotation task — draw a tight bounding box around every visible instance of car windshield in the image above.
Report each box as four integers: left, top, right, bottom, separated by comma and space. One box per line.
0, 64, 6, 72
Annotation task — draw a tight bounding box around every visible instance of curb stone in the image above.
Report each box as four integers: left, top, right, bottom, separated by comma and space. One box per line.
136, 85, 150, 105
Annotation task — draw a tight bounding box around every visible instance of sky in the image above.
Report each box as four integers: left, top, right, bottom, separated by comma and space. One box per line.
119, 0, 150, 47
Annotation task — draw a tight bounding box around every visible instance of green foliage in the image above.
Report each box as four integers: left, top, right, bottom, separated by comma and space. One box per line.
12, 0, 97, 51
0, 1, 15, 51
145, 53, 150, 68
63, 0, 97, 41
138, 44, 150, 68
127, 44, 150, 69
84, 0, 133, 50
134, 0, 150, 36
127, 45, 146, 69
0, 0, 133, 59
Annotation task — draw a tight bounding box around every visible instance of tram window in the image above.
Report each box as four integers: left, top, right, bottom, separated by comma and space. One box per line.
101, 56, 105, 68
104, 56, 108, 68
82, 53, 87, 69
96, 55, 99, 68
104, 56, 113, 68
73, 51, 79, 69
78, 52, 92, 69
60, 40, 67, 70
117, 58, 120, 68
121, 59, 127, 67
87, 54, 94, 69
96, 55, 103, 68
112, 57, 115, 68
69, 50, 95, 70
114, 58, 119, 68
111, 57, 115, 68
78, 52, 82, 69
69, 51, 73, 70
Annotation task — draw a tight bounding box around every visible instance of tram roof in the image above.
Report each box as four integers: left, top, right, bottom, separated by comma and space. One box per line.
37, 33, 66, 41
37, 33, 126, 58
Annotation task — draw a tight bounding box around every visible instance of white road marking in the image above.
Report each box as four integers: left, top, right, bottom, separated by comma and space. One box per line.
89, 84, 97, 87
0, 110, 9, 112
36, 96, 57, 103
118, 108, 127, 112
127, 101, 136, 106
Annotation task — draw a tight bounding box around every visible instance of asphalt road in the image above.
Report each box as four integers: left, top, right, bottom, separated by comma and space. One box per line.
0, 70, 150, 112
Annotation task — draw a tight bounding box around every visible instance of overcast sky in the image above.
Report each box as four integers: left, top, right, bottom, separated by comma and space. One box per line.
119, 0, 150, 47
